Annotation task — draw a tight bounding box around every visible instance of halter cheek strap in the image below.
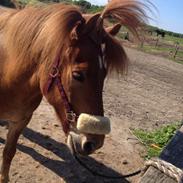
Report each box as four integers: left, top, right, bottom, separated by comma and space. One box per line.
44, 56, 77, 134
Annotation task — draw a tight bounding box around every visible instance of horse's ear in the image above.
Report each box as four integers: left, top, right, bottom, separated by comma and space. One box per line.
106, 23, 121, 36
70, 21, 84, 43
83, 13, 101, 34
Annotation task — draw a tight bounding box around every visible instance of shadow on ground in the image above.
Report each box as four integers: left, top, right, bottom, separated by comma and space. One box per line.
0, 120, 129, 183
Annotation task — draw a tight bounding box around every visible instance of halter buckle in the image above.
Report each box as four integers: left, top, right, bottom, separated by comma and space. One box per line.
66, 111, 77, 123
49, 67, 59, 78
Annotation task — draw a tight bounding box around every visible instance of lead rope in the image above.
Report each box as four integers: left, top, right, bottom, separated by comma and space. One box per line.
144, 158, 183, 183
74, 154, 142, 179
74, 154, 183, 181
68, 133, 142, 179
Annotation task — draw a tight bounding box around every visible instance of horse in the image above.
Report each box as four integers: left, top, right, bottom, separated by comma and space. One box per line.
155, 29, 166, 38
0, 0, 146, 182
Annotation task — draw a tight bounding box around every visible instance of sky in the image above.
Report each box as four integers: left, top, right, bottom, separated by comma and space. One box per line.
87, 0, 183, 34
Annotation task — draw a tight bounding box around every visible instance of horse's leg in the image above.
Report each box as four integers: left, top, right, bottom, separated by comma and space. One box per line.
0, 116, 31, 183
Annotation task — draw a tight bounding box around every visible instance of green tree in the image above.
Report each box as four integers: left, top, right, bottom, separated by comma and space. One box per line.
0, 0, 15, 7
73, 0, 91, 12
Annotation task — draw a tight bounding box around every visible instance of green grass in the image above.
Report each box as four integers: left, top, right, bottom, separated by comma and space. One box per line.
138, 44, 183, 64
118, 26, 183, 63
138, 45, 171, 56
164, 35, 183, 46
133, 122, 181, 160
140, 45, 169, 53
176, 50, 183, 57
141, 45, 174, 55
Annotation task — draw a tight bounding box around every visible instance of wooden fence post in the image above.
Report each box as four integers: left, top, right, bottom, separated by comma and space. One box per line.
173, 42, 180, 59
155, 37, 159, 48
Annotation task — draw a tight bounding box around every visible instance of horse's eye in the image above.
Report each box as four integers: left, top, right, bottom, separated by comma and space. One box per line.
72, 71, 85, 82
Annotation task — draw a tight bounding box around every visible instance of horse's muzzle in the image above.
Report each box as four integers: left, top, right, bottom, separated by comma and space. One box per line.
67, 113, 110, 155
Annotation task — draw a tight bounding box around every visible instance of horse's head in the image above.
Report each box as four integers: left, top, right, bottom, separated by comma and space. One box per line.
40, 0, 147, 155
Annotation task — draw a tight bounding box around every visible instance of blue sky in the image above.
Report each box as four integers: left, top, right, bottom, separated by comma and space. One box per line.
87, 0, 183, 34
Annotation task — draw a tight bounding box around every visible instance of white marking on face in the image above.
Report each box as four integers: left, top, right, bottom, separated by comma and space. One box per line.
98, 43, 106, 70
99, 56, 103, 70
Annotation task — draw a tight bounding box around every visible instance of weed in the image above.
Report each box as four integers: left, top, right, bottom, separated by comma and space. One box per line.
133, 122, 181, 160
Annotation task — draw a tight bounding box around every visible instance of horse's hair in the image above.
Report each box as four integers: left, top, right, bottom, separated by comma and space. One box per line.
101, 0, 147, 36
3, 4, 84, 75
1, 0, 147, 76
98, 0, 148, 74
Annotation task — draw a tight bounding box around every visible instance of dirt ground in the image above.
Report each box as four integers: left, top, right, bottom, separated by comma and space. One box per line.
0, 48, 183, 183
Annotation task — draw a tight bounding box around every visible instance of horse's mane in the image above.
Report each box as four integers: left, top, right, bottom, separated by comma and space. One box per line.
0, 7, 17, 31
2, 4, 84, 75
1, 0, 147, 76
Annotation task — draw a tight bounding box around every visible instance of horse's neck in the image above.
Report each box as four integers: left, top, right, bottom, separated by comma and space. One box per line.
0, 34, 40, 94
0, 7, 44, 93
1, 57, 40, 91
0, 7, 21, 83
0, 34, 5, 71
0, 35, 42, 121
0, 7, 45, 121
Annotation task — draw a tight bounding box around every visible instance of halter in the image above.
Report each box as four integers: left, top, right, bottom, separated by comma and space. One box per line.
44, 53, 77, 134
44, 36, 105, 134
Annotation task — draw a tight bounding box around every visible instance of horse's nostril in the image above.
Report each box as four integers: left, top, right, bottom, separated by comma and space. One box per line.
83, 141, 95, 154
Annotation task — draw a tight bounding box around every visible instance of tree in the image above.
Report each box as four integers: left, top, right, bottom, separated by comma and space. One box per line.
0, 0, 15, 7
74, 0, 91, 12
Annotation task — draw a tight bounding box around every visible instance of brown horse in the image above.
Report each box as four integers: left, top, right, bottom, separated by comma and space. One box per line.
0, 0, 146, 182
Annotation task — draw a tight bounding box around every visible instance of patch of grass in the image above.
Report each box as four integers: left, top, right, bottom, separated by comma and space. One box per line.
137, 44, 183, 64
165, 35, 183, 46
140, 44, 174, 53
176, 50, 183, 57
133, 122, 181, 160
118, 31, 183, 64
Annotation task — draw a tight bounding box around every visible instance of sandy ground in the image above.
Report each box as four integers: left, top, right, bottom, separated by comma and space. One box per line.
0, 48, 183, 183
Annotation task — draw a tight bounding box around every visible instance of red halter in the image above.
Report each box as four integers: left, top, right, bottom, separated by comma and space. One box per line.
44, 35, 104, 134
44, 54, 77, 134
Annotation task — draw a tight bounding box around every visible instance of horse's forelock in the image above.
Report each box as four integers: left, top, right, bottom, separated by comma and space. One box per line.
88, 0, 149, 75
104, 33, 128, 75
100, 0, 148, 37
